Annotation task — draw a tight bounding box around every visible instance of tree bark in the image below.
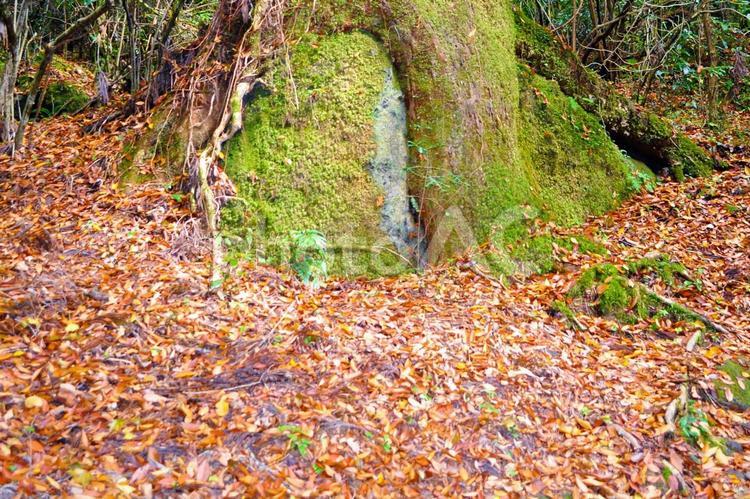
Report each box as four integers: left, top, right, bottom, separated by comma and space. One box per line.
701, 10, 719, 122
0, 0, 30, 147
14, 0, 112, 150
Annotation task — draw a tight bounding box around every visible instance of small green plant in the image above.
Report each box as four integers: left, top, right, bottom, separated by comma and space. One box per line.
626, 166, 656, 193
726, 204, 742, 215
382, 434, 393, 453
290, 230, 328, 288
425, 175, 448, 191
681, 278, 704, 292
277, 425, 313, 457
678, 401, 716, 447
504, 420, 521, 439
661, 464, 672, 482
480, 400, 499, 415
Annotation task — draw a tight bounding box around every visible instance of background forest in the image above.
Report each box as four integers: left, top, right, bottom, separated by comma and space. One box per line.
2, 0, 749, 143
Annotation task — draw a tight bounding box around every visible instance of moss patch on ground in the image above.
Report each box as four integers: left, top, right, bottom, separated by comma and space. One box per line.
626, 254, 690, 288
508, 233, 607, 274
716, 360, 750, 409
566, 257, 708, 325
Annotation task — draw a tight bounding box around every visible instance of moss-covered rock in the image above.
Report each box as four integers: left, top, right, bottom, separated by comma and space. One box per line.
514, 7, 717, 179
218, 0, 640, 276
716, 360, 750, 409
36, 81, 90, 118
517, 69, 632, 226
16, 56, 92, 118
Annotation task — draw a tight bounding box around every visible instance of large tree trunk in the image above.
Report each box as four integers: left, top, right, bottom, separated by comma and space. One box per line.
515, 8, 721, 180
128, 0, 724, 281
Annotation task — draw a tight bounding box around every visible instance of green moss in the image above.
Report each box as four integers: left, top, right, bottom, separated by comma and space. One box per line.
33, 82, 89, 118
557, 235, 607, 255
392, 0, 524, 247
599, 276, 632, 317
514, 7, 717, 180
118, 99, 186, 184
569, 264, 647, 322
716, 360, 750, 409
223, 32, 410, 277
569, 263, 620, 298
516, 69, 631, 226
673, 135, 714, 178
148, 0, 662, 277
569, 259, 713, 325
14, 56, 91, 118
552, 299, 581, 328
511, 235, 555, 274
626, 255, 687, 287
508, 234, 606, 274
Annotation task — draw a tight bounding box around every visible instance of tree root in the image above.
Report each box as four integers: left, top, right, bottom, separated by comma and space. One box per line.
459, 260, 507, 290
183, 1, 281, 290
195, 149, 224, 289
695, 386, 749, 413
631, 280, 731, 335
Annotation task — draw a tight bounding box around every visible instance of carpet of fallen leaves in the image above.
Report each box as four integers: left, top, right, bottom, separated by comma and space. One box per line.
0, 109, 749, 498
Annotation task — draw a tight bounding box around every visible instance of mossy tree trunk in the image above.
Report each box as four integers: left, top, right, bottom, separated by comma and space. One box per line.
133, 0, 723, 280
514, 9, 721, 180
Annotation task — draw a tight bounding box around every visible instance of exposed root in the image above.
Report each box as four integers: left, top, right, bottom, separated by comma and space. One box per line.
181, 0, 286, 289
633, 280, 731, 335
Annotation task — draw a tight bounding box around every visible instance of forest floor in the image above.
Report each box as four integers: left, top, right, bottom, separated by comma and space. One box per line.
0, 106, 749, 497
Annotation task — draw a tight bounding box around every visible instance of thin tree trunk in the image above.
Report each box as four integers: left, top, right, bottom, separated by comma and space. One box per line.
570, 0, 578, 51
702, 10, 718, 122
14, 0, 111, 150
156, 0, 186, 65
0, 0, 30, 146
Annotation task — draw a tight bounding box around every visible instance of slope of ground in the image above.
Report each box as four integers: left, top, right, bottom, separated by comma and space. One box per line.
0, 110, 748, 496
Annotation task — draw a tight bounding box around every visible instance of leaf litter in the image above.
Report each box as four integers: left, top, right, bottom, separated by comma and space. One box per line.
0, 106, 748, 497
